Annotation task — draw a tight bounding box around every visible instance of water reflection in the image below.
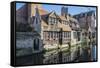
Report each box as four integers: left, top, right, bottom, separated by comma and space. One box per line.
16, 40, 97, 65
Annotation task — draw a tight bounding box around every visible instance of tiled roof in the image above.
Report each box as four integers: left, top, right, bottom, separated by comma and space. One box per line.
41, 19, 48, 27
16, 4, 79, 32
59, 16, 67, 20
37, 8, 48, 15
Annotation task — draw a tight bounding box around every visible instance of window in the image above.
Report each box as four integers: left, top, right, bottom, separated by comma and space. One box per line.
74, 32, 77, 39
49, 17, 58, 25
33, 39, 39, 50
53, 32, 55, 38
46, 32, 48, 39
48, 32, 50, 38
62, 33, 64, 39
49, 17, 52, 22
62, 20, 68, 25
49, 17, 52, 24
43, 32, 47, 40
77, 32, 80, 41
52, 18, 54, 23
68, 32, 70, 38
64, 32, 66, 37
69, 32, 71, 38
66, 32, 68, 38
55, 32, 57, 38
57, 32, 59, 38
51, 32, 53, 38
92, 32, 95, 38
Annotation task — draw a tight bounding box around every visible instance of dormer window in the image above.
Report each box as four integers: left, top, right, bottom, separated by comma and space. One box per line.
49, 17, 53, 24
52, 18, 54, 23
49, 17, 52, 22
49, 17, 58, 25
62, 20, 68, 25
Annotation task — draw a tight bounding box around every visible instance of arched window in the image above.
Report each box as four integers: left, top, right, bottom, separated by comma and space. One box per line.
33, 38, 39, 50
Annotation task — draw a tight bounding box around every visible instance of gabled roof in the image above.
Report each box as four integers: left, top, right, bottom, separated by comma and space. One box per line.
41, 19, 48, 27
48, 11, 60, 19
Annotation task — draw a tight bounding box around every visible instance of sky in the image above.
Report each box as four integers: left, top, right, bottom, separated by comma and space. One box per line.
16, 3, 96, 15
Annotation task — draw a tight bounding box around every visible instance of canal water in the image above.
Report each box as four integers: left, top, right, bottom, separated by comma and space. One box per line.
16, 41, 97, 66
16, 47, 79, 65
78, 40, 97, 62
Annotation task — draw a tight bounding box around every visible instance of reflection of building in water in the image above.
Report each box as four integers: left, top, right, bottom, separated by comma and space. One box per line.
43, 50, 71, 64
